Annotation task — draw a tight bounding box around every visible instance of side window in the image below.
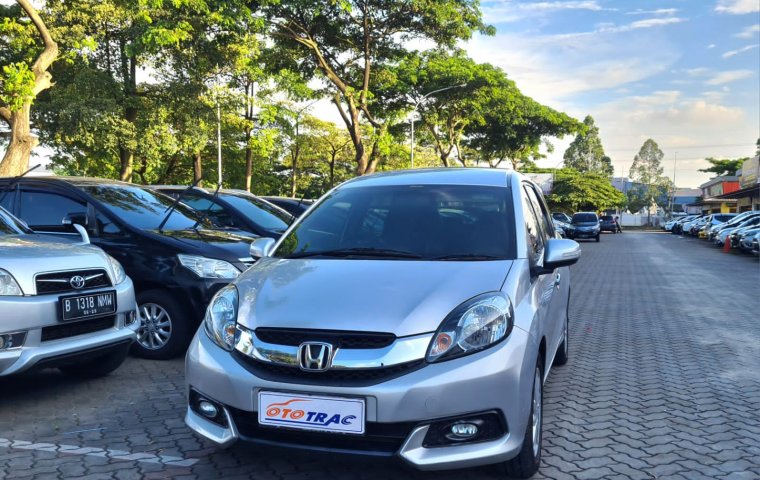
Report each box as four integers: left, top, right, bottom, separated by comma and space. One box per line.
521, 186, 545, 269
0, 187, 14, 211
18, 190, 86, 232
183, 196, 237, 228
95, 210, 123, 237
525, 185, 555, 242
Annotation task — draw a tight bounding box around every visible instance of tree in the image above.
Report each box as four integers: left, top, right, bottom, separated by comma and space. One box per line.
0, 0, 59, 176
629, 138, 668, 224
261, 0, 491, 175
545, 168, 625, 213
698, 157, 747, 176
562, 115, 613, 176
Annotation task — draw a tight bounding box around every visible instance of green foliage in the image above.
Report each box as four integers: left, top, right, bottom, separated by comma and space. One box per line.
562, 116, 612, 176
698, 157, 747, 176
545, 168, 625, 213
0, 62, 35, 111
629, 139, 671, 217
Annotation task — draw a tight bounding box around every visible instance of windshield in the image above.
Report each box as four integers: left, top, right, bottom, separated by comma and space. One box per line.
600, 215, 613, 221
220, 193, 292, 232
0, 206, 28, 235
572, 213, 598, 223
275, 184, 516, 260
83, 185, 214, 231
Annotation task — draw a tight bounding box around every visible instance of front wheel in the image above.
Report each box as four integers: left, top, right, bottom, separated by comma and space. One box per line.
133, 290, 190, 360
499, 358, 544, 478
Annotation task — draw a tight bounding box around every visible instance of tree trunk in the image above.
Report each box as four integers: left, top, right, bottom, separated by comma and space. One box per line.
328, 152, 336, 189
193, 152, 203, 187
244, 129, 253, 192
118, 41, 137, 182
0, 106, 36, 176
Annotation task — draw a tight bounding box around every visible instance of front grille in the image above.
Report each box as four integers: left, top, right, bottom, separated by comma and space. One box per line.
232, 351, 424, 387
41, 316, 116, 342
35, 269, 112, 295
254, 328, 396, 349
228, 407, 416, 456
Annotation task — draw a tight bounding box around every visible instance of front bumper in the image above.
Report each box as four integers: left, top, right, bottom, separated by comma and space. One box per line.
0, 279, 137, 376
185, 327, 535, 470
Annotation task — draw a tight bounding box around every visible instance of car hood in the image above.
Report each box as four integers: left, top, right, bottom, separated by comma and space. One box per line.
143, 228, 254, 264
0, 234, 111, 294
235, 258, 513, 337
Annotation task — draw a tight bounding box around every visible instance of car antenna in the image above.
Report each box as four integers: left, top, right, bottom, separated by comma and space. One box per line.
0, 164, 41, 206
288, 196, 306, 226
157, 175, 203, 232
190, 180, 223, 231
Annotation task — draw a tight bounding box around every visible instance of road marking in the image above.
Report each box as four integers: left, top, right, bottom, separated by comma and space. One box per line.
0, 437, 199, 467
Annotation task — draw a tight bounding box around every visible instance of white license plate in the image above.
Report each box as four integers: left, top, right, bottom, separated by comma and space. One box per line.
258, 391, 365, 435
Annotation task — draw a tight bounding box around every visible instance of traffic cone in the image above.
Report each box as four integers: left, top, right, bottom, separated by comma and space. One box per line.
723, 237, 731, 253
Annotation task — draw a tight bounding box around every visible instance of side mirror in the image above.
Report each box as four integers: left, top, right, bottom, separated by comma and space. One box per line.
62, 211, 88, 227
250, 237, 276, 258
543, 238, 581, 270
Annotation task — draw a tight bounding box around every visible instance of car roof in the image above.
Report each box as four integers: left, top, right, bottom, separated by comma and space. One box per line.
0, 176, 132, 187
338, 168, 514, 189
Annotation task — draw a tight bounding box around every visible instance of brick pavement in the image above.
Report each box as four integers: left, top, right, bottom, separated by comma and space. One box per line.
1, 232, 758, 479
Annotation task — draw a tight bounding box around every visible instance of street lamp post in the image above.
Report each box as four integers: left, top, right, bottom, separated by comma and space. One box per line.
409, 83, 466, 169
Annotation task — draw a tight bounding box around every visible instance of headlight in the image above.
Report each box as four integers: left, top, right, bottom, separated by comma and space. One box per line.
427, 293, 513, 363
0, 269, 23, 296
178, 254, 240, 279
106, 255, 127, 285
204, 285, 238, 351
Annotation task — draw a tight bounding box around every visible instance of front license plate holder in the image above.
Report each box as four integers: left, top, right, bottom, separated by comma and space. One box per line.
258, 391, 365, 435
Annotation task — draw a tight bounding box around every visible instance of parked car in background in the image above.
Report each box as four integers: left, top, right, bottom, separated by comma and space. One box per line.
152, 186, 293, 239
672, 215, 702, 235
571, 212, 600, 242
0, 205, 137, 377
599, 215, 618, 234
552, 212, 572, 224
261, 196, 315, 217
0, 177, 255, 360
709, 211, 760, 240
714, 216, 760, 246
737, 227, 760, 253
698, 214, 735, 239
553, 219, 575, 238
751, 232, 760, 256
185, 169, 580, 479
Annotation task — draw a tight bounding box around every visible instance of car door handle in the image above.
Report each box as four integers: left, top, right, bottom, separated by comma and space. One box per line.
554, 272, 561, 288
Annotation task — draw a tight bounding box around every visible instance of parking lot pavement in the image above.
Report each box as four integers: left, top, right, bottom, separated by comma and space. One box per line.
1, 231, 759, 480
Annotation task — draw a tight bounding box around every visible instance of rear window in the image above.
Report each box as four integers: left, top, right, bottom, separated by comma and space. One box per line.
572, 213, 598, 223
600, 216, 614, 221
714, 215, 734, 222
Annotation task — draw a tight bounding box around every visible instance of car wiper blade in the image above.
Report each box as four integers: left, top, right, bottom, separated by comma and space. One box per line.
285, 247, 422, 259
157, 176, 203, 232
431, 254, 504, 261
189, 181, 222, 231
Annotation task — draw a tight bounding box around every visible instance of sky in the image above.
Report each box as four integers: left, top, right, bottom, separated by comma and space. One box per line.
464, 0, 760, 188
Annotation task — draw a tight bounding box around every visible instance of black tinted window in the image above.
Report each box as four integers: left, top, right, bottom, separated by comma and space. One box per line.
83, 185, 213, 231
19, 190, 85, 230
220, 193, 292, 232
572, 213, 598, 223
600, 215, 614, 221
0, 207, 26, 235
522, 187, 544, 267
275, 185, 515, 260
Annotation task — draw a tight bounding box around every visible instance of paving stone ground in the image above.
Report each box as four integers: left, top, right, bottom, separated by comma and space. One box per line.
1, 232, 759, 479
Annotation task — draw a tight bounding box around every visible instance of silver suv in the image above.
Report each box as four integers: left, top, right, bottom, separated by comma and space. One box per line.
0, 206, 137, 377
185, 169, 580, 478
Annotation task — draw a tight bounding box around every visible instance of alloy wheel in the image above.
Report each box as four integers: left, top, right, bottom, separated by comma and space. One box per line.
136, 302, 172, 350
531, 367, 542, 457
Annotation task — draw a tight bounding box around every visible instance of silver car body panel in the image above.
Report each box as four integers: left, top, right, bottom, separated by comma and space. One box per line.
184, 168, 572, 469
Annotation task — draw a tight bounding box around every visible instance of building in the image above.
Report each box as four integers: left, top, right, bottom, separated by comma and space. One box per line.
686, 176, 741, 214
672, 188, 701, 214
715, 156, 760, 212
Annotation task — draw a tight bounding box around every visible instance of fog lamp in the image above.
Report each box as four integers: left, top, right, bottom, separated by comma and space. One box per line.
449, 423, 479, 439
198, 400, 219, 418
126, 310, 138, 326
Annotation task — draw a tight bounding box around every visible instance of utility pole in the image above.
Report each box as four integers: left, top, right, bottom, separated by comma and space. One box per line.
217, 100, 222, 187
669, 151, 678, 215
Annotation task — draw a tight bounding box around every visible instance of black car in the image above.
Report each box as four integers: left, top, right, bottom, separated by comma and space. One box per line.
571, 212, 601, 242
0, 177, 255, 359
599, 215, 618, 233
261, 196, 315, 217
153, 187, 293, 239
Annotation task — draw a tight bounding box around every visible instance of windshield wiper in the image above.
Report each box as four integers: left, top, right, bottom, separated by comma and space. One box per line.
285, 247, 422, 259
157, 176, 203, 232
189, 181, 222, 231
431, 254, 505, 261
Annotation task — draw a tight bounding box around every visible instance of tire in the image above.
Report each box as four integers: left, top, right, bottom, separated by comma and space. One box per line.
595, 234, 600, 242
132, 290, 190, 360
500, 357, 544, 479
59, 343, 130, 379
554, 307, 569, 366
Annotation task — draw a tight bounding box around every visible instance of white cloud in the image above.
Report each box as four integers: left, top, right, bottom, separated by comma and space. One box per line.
623, 17, 686, 30
734, 24, 760, 38
722, 44, 760, 58
707, 44, 717, 48
627, 8, 678, 16
685, 67, 711, 77
705, 69, 755, 85
481, 1, 604, 23
715, 0, 760, 14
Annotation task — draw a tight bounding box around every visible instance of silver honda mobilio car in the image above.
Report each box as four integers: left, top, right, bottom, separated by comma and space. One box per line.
185, 169, 580, 478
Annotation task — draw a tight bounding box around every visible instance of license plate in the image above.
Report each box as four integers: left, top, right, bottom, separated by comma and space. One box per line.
60, 291, 117, 321
258, 391, 365, 435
